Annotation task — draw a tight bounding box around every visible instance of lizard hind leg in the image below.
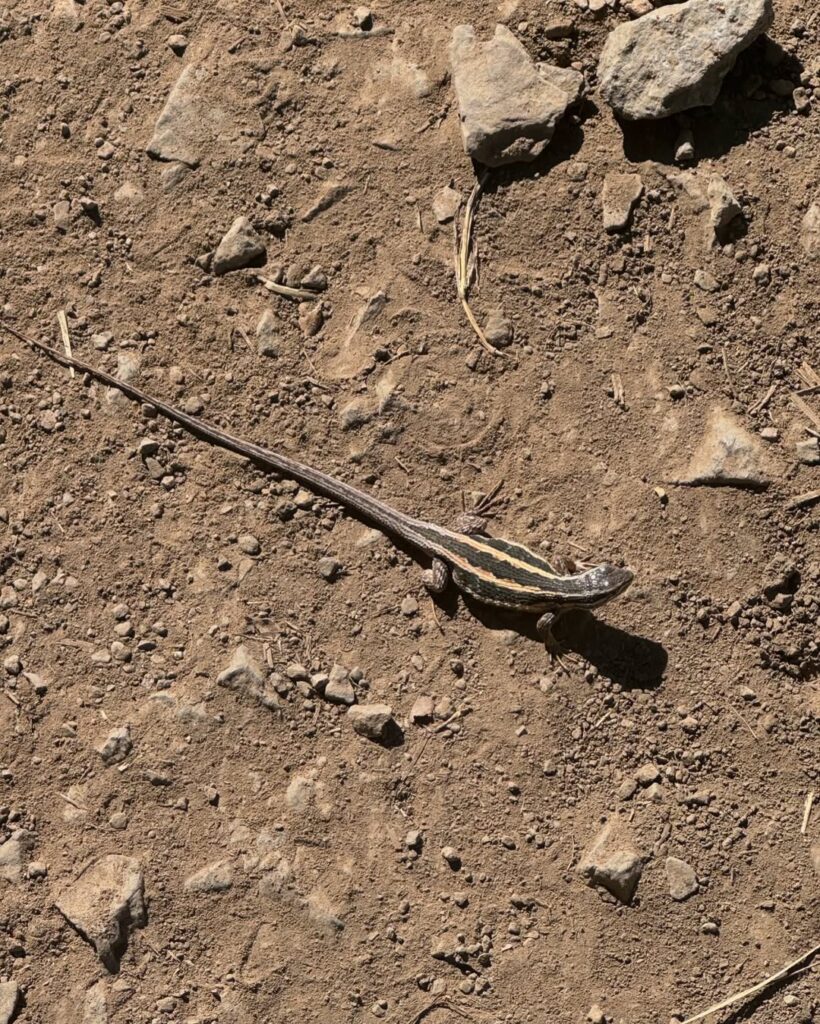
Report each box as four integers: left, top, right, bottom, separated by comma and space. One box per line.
422, 557, 450, 595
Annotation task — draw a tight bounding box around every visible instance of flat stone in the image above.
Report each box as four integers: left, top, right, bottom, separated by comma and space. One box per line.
55, 855, 146, 970
184, 859, 233, 893
96, 725, 132, 765
598, 0, 773, 120
324, 678, 356, 705
432, 186, 462, 224
256, 309, 280, 357
666, 856, 698, 900
300, 181, 351, 222
635, 762, 660, 786
578, 822, 643, 904
348, 703, 399, 743
675, 406, 771, 489
146, 66, 206, 167
410, 695, 434, 723
0, 832, 26, 883
602, 172, 643, 232
801, 202, 820, 257
212, 216, 266, 275
0, 982, 20, 1024
450, 23, 582, 166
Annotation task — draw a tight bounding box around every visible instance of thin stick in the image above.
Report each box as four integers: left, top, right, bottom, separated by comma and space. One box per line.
56, 310, 75, 379
801, 791, 815, 835
787, 489, 820, 510
679, 942, 820, 1024
454, 172, 503, 358
256, 276, 319, 301
748, 382, 777, 416
721, 347, 735, 398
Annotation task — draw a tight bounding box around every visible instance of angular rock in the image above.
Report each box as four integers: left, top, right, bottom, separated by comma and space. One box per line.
666, 856, 698, 900
212, 217, 266, 275
578, 822, 643, 904
184, 859, 233, 893
348, 703, 400, 743
83, 981, 107, 1024
410, 695, 434, 723
96, 725, 132, 766
432, 186, 461, 224
256, 309, 280, 357
602, 172, 643, 232
324, 678, 356, 705
217, 645, 265, 691
598, 0, 773, 120
801, 202, 820, 257
0, 832, 26, 883
708, 175, 743, 241
55, 855, 146, 971
450, 24, 582, 167
0, 982, 20, 1024
146, 66, 206, 167
675, 407, 771, 489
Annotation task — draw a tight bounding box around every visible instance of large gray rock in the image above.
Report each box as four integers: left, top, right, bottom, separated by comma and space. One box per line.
146, 66, 206, 167
578, 822, 643, 904
213, 217, 266, 275
55, 855, 146, 971
450, 24, 583, 166
598, 0, 774, 120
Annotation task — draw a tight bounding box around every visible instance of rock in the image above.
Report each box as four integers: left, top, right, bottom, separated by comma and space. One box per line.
299, 302, 324, 337
96, 725, 132, 765
810, 843, 820, 876
317, 556, 342, 581
617, 778, 638, 801
0, 982, 20, 1024
146, 66, 206, 167
635, 762, 660, 786
801, 202, 820, 257
184, 859, 233, 893
217, 645, 265, 691
212, 217, 266, 275
55, 855, 146, 970
238, 534, 260, 556
324, 678, 356, 705
432, 186, 462, 224
694, 268, 719, 291
675, 126, 696, 162
348, 703, 399, 742
537, 63, 585, 107
300, 181, 351, 222
483, 310, 514, 348
53, 199, 71, 232
405, 829, 423, 851
588, 1006, 606, 1024
795, 438, 819, 465
666, 856, 698, 900
167, 33, 188, 54
410, 695, 434, 723
255, 309, 280, 357
441, 846, 462, 869
601, 172, 643, 232
675, 407, 771, 489
0, 832, 26, 883
450, 24, 582, 166
578, 822, 643, 904
83, 980, 107, 1024
400, 595, 419, 617
598, 0, 773, 120
707, 175, 743, 241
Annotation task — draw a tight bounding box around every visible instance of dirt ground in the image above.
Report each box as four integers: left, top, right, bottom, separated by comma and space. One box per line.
0, 0, 818, 1022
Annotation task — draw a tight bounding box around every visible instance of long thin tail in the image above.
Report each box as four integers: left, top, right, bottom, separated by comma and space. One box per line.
0, 319, 426, 543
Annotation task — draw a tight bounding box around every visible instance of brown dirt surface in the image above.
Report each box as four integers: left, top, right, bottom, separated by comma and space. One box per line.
0, 1, 818, 1023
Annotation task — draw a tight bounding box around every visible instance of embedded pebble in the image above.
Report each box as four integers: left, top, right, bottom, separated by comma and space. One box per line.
601, 172, 643, 233
256, 309, 280, 357
212, 216, 266, 275
96, 725, 132, 766
666, 856, 698, 900
578, 822, 643, 904
432, 186, 462, 224
348, 703, 398, 742
184, 859, 234, 893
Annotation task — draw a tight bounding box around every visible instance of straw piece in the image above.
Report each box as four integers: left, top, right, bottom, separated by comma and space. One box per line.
56, 310, 75, 378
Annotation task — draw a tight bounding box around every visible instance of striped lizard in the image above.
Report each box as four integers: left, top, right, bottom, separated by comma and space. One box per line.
1, 322, 634, 650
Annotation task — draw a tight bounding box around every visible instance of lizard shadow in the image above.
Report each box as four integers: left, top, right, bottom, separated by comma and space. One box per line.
456, 597, 667, 691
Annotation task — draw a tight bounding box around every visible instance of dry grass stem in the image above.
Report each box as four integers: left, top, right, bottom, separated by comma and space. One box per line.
790, 392, 820, 431
679, 942, 820, 1024
801, 791, 815, 834
454, 172, 504, 358
56, 310, 74, 378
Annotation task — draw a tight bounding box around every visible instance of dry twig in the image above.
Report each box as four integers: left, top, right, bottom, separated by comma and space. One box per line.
801, 791, 815, 835
454, 172, 503, 358
56, 310, 75, 379
257, 276, 320, 301
679, 942, 820, 1024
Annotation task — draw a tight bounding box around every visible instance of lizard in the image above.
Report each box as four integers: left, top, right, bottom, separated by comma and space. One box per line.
0, 321, 634, 651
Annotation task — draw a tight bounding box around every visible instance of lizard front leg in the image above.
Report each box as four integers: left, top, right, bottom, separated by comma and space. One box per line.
422, 557, 450, 594
536, 610, 580, 667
